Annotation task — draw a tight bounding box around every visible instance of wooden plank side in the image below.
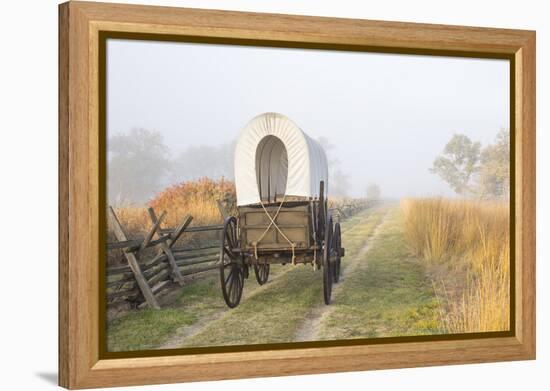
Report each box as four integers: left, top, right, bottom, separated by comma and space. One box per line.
74, 1, 532, 54
518, 32, 536, 357
86, 337, 528, 388
58, 3, 70, 388
66, 2, 94, 386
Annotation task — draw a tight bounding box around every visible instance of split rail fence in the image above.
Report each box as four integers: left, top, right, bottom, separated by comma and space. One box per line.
107, 206, 223, 309
330, 199, 373, 222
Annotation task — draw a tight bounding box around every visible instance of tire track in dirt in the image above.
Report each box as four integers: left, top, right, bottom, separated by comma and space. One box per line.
293, 211, 389, 342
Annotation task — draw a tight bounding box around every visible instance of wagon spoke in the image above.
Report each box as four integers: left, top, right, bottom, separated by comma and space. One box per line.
227, 267, 235, 292
235, 276, 241, 302
223, 246, 233, 259
230, 224, 237, 247
225, 230, 232, 248
254, 263, 270, 285
230, 270, 239, 303
234, 273, 240, 299
228, 276, 235, 302
225, 267, 234, 286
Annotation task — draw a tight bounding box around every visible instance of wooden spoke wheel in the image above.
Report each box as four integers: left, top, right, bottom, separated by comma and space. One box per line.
323, 216, 334, 305
219, 217, 245, 308
254, 263, 270, 285
332, 222, 342, 283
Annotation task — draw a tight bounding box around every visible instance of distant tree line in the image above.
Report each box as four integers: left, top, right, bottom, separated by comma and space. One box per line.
108, 128, 171, 205
107, 129, 348, 205
108, 128, 234, 205
430, 128, 510, 199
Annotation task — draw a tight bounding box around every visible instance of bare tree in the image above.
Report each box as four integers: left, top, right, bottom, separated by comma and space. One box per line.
108, 128, 171, 205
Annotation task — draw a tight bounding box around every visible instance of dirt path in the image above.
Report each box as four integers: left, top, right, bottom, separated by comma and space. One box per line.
294, 211, 388, 342
159, 264, 296, 349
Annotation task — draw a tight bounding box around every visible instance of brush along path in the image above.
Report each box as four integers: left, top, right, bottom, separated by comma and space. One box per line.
180, 207, 389, 348
314, 207, 442, 340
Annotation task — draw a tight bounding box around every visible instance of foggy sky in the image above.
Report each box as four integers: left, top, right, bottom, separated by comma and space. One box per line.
107, 39, 509, 198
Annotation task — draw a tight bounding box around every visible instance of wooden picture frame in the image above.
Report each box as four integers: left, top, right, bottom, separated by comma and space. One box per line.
58, 1, 536, 388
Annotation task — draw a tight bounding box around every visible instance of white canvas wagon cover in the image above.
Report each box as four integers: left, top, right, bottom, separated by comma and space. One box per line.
234, 113, 328, 206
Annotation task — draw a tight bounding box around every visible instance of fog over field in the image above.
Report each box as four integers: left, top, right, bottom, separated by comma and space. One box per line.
107, 39, 509, 202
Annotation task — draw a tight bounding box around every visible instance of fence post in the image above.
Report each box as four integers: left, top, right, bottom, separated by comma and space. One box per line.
108, 207, 160, 309
147, 208, 186, 286
169, 215, 193, 246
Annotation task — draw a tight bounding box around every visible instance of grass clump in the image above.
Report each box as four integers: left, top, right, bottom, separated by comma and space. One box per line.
400, 198, 509, 333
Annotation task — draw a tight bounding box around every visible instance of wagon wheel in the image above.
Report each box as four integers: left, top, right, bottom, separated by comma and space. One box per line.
323, 216, 334, 305
254, 263, 270, 285
332, 223, 342, 283
219, 217, 245, 308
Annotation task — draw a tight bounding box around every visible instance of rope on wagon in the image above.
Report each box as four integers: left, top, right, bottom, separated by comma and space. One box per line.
253, 194, 297, 265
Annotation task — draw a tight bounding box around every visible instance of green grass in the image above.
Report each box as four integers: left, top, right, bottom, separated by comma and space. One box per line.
184, 207, 388, 347
185, 266, 323, 346
106, 248, 297, 351
107, 309, 196, 351
106, 273, 222, 351
106, 205, 442, 351
316, 208, 443, 340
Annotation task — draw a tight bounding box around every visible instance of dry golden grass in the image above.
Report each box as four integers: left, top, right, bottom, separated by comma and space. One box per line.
400, 198, 509, 333
149, 177, 236, 227
108, 178, 236, 265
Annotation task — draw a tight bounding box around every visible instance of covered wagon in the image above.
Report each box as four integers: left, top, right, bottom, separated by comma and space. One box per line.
219, 113, 344, 308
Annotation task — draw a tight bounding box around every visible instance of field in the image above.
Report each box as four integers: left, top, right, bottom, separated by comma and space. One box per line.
107, 180, 510, 351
